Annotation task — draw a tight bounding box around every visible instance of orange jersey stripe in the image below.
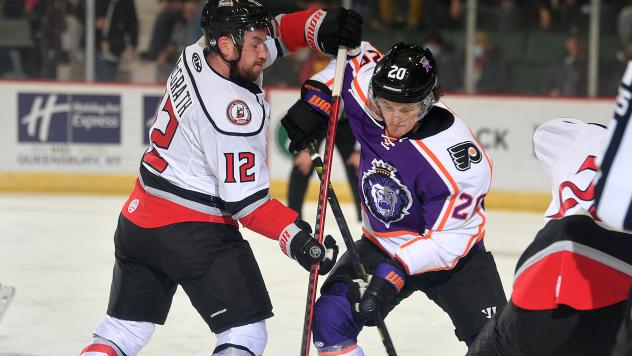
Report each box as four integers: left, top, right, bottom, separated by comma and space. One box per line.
367, 228, 422, 238
353, 78, 368, 104
401, 236, 423, 249
350, 57, 368, 104
412, 140, 460, 231
415, 213, 486, 274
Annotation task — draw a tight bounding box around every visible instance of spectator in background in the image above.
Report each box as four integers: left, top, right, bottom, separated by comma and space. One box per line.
30, 0, 68, 79
190, 0, 204, 44
169, 0, 199, 52
0, 0, 25, 77
142, 0, 184, 61
618, 2, 632, 47
2, 0, 25, 18
95, 0, 138, 82
424, 32, 463, 92
535, 0, 589, 31
155, 0, 199, 83
477, 0, 520, 32
377, 0, 423, 30
474, 32, 509, 93
411, 0, 462, 32
543, 32, 587, 96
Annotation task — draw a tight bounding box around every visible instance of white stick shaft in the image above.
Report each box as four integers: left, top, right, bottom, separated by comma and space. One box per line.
332, 47, 347, 97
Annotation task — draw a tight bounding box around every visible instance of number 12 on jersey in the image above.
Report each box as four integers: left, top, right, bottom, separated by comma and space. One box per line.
224, 152, 255, 183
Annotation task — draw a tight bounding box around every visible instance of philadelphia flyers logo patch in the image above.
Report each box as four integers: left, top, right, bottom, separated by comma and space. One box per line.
448, 141, 482, 171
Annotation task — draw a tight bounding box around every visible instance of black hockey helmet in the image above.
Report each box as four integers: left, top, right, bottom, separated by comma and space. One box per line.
367, 42, 438, 122
200, 0, 277, 50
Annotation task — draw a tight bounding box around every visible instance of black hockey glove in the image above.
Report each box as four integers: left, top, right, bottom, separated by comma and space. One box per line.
279, 220, 339, 275
281, 80, 331, 153
357, 260, 406, 323
306, 8, 363, 55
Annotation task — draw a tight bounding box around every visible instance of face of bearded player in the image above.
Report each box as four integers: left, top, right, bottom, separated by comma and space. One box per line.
232, 29, 268, 82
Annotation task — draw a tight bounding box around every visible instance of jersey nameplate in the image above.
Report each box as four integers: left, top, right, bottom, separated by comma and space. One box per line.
168, 57, 194, 117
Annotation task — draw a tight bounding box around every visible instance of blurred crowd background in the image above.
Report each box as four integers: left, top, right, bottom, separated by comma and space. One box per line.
0, 0, 630, 96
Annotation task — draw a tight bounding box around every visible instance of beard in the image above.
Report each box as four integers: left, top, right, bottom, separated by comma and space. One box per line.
233, 59, 263, 83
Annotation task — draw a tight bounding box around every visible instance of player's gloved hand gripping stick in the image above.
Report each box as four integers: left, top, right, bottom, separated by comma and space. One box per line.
280, 219, 338, 274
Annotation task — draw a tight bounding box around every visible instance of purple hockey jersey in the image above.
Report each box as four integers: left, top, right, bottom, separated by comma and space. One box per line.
311, 42, 492, 275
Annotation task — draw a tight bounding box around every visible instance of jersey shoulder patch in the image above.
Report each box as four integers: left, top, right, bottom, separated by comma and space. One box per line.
447, 141, 483, 171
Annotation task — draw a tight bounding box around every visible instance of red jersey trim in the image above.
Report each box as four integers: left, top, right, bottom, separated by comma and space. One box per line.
278, 8, 317, 52
512, 251, 632, 310
121, 179, 238, 228
80, 344, 118, 356
239, 198, 298, 240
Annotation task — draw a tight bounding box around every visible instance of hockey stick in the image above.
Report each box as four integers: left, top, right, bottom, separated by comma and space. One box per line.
306, 143, 398, 356
300, 46, 347, 356
0, 284, 16, 323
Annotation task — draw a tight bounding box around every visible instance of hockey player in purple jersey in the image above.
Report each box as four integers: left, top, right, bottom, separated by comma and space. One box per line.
282, 42, 507, 355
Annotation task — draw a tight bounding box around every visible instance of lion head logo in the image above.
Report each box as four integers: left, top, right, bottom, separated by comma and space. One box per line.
361, 159, 412, 227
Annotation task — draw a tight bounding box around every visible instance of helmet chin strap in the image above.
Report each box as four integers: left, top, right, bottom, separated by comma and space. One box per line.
214, 34, 247, 83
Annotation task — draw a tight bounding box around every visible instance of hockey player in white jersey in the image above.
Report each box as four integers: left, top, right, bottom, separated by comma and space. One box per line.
467, 118, 632, 356
595, 60, 632, 233
281, 42, 506, 355
79, 1, 363, 355
594, 60, 632, 356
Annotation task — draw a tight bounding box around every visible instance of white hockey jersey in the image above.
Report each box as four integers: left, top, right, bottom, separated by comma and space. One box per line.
596, 60, 632, 232
534, 118, 607, 221
123, 39, 286, 229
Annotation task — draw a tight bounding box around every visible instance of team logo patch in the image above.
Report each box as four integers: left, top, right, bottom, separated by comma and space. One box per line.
448, 141, 482, 171
127, 199, 139, 213
226, 100, 252, 125
361, 159, 412, 228
192, 52, 202, 72
421, 56, 433, 73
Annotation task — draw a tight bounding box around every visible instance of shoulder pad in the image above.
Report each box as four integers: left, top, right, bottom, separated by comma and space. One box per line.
180, 44, 267, 136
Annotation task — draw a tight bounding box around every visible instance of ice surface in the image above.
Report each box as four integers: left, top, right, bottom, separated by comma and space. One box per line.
0, 194, 543, 355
